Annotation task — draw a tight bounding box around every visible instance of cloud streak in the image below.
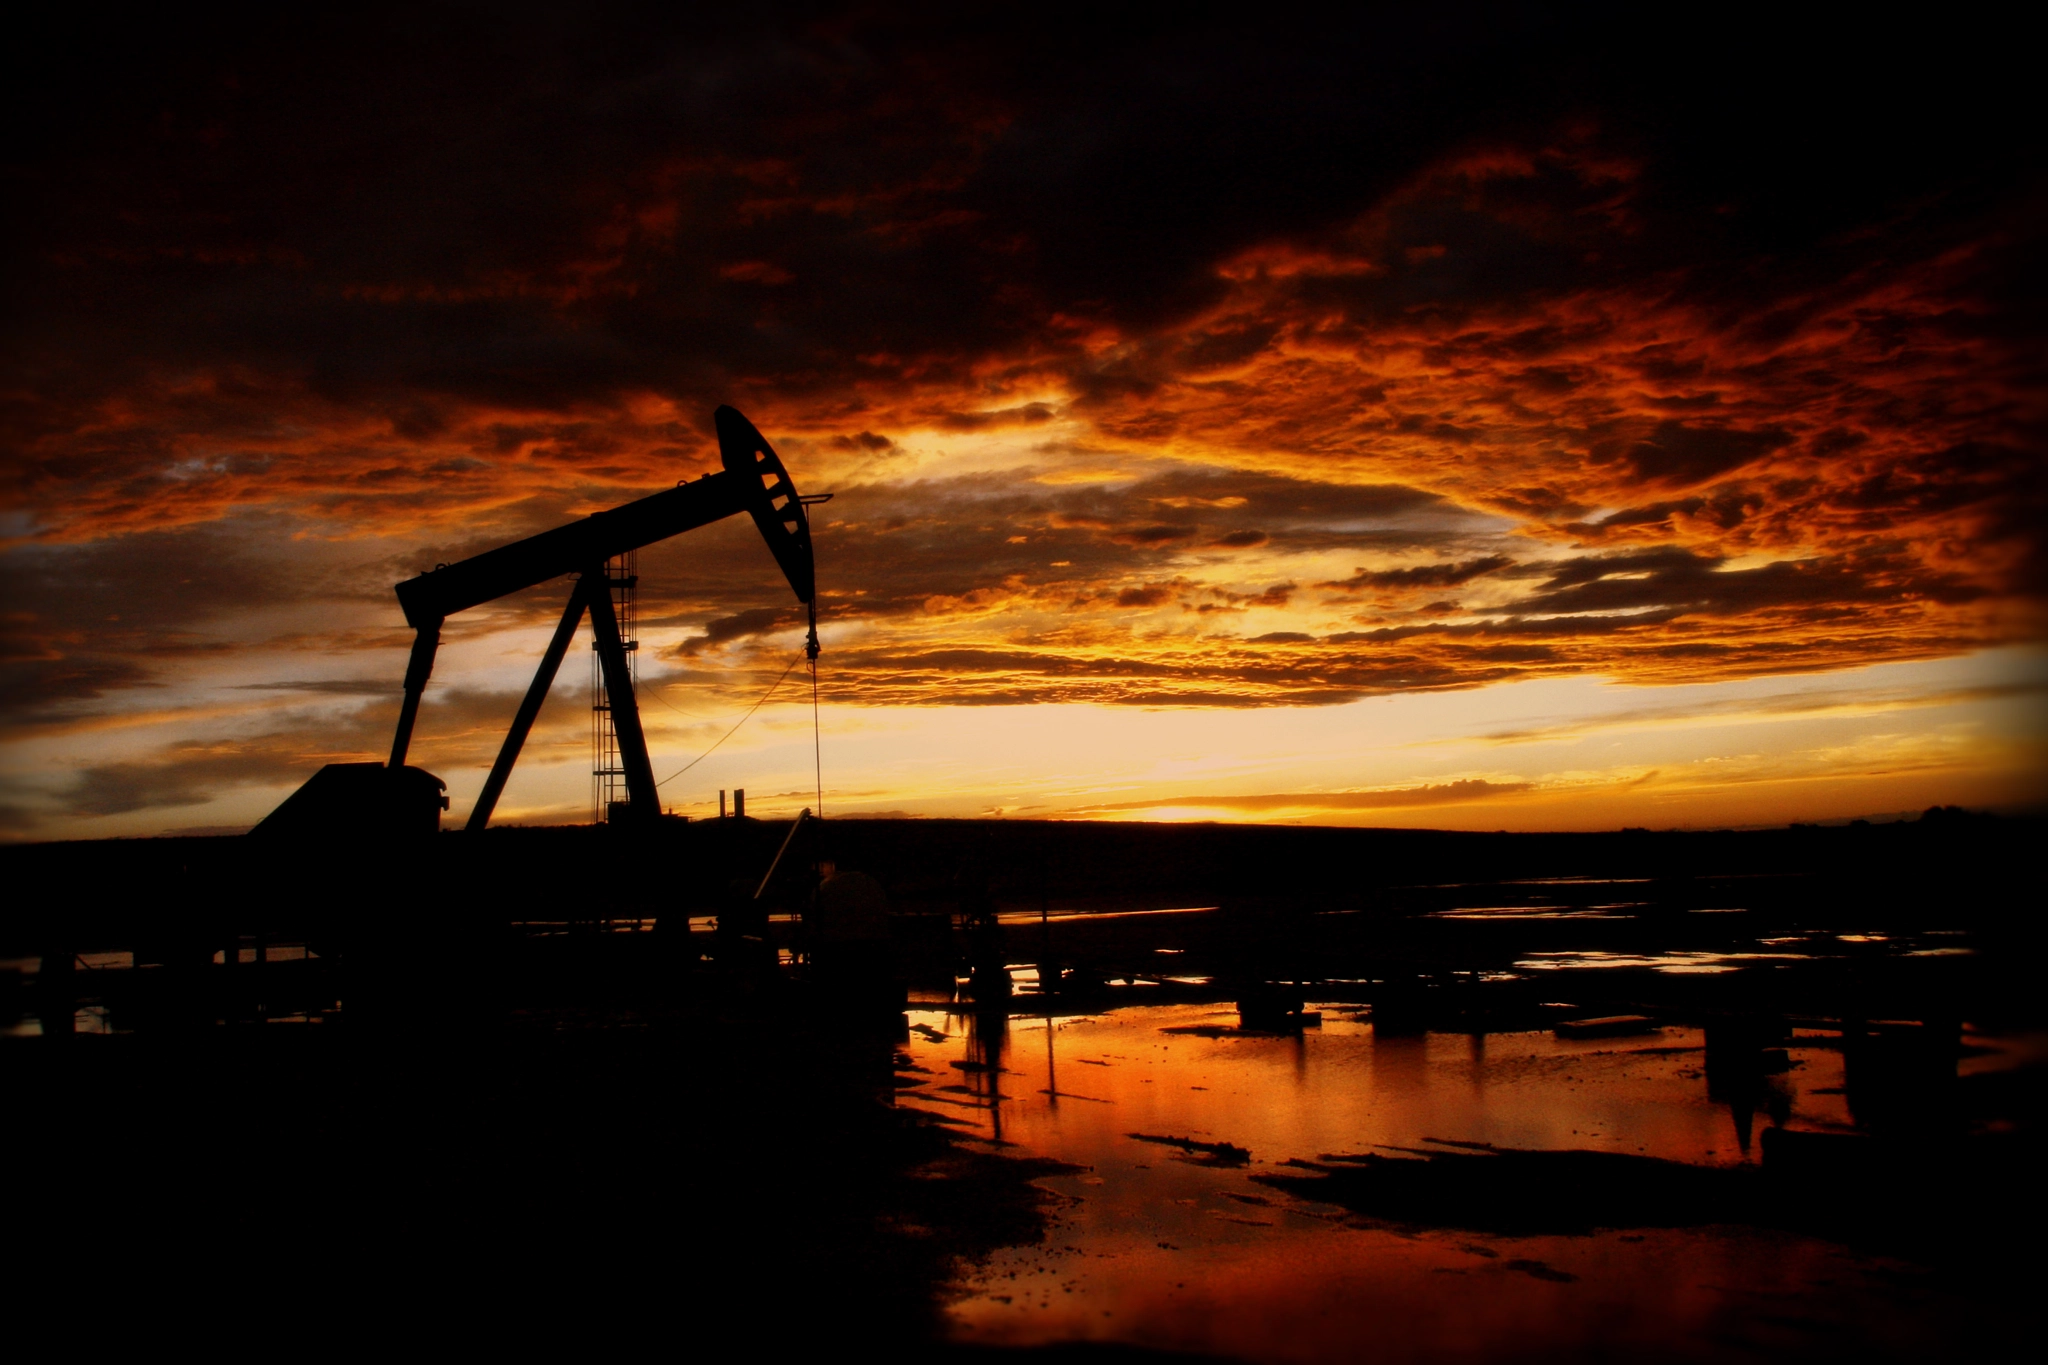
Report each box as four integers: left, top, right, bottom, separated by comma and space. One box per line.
1061, 779, 1530, 816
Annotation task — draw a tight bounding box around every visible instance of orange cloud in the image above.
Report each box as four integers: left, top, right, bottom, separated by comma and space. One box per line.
4, 15, 2040, 839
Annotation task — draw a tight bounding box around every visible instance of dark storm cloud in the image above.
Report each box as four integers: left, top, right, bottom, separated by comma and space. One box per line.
1482, 547, 1982, 619
1588, 421, 1792, 491
38, 681, 543, 822
937, 404, 1059, 432
1107, 467, 1452, 548
1023, 466, 1466, 572
0, 655, 157, 729
805, 636, 1495, 707
1320, 555, 1514, 593
14, 6, 2030, 498
233, 679, 400, 696
1114, 524, 1199, 546
65, 744, 313, 817
1065, 779, 1529, 815
0, 524, 326, 726
676, 606, 802, 654
1, 2, 2041, 748
3, 526, 312, 636
627, 462, 1473, 637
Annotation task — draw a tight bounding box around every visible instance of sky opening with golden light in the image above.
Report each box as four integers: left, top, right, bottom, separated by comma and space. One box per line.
4, 8, 2043, 839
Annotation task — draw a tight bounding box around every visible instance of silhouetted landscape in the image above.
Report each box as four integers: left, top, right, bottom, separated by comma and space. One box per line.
7, 5, 2045, 1359
6, 812, 2040, 1357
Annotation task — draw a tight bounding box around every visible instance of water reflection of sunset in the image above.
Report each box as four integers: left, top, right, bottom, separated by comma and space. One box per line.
903, 1007, 1839, 1168
896, 1004, 1972, 1360
956, 1223, 1950, 1364
8, 15, 2038, 1364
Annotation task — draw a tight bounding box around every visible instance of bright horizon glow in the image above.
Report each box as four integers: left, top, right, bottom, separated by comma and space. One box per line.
6, 33, 2041, 842
11, 644, 2038, 840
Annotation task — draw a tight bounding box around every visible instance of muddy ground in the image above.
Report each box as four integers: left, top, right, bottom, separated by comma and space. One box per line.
4, 815, 2041, 1358
7, 992, 1087, 1354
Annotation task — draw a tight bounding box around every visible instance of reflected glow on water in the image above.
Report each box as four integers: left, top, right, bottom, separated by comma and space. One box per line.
1512, 949, 1813, 974
899, 1002, 1840, 1168
900, 1002, 1981, 1362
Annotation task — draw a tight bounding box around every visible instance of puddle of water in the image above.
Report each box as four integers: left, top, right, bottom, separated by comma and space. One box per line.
1429, 907, 1638, 920
901, 1001, 1997, 1362
900, 1002, 1829, 1170
996, 906, 1221, 925
1514, 949, 1808, 974
949, 1219, 1957, 1364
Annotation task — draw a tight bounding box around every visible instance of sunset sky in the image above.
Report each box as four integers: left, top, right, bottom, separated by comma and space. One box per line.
5, 7, 2043, 840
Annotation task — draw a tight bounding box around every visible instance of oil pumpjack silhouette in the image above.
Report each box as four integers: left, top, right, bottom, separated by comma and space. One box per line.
254, 406, 823, 838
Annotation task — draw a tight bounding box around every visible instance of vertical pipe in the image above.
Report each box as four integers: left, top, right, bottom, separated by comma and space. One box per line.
1045, 1002, 1057, 1111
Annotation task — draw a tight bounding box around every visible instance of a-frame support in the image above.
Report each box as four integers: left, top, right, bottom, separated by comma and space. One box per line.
463, 569, 660, 831
465, 579, 591, 831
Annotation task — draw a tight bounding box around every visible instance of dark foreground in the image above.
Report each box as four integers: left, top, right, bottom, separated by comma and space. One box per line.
10, 994, 1080, 1354
3, 814, 2043, 1359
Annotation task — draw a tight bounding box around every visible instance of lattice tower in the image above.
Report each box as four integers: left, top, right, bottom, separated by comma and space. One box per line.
590, 549, 638, 823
